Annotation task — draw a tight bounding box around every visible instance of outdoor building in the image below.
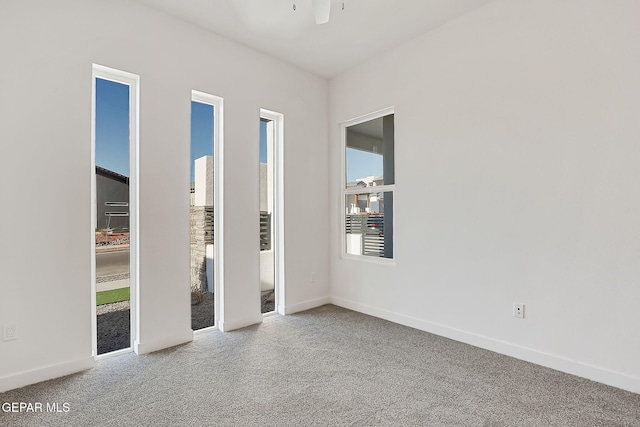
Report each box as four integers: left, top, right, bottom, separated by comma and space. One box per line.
189, 156, 272, 292
95, 166, 129, 231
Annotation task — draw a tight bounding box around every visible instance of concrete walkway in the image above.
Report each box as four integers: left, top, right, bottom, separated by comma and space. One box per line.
97, 278, 129, 292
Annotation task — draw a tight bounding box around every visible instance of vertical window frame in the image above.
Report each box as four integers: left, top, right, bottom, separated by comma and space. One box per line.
259, 108, 285, 315
91, 64, 140, 358
340, 107, 396, 264
191, 90, 224, 332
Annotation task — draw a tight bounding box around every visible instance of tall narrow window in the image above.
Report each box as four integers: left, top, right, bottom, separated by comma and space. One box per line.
260, 118, 275, 313
190, 92, 218, 331
343, 111, 394, 260
92, 65, 139, 357
259, 109, 284, 315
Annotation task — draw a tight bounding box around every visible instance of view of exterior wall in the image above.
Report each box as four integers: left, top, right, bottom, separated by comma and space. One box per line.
194, 156, 213, 207
96, 166, 129, 230
190, 156, 214, 291
259, 162, 274, 292
190, 205, 213, 291
189, 157, 272, 291
259, 162, 268, 211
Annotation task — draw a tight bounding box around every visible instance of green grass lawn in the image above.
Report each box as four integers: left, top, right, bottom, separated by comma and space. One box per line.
96, 287, 130, 306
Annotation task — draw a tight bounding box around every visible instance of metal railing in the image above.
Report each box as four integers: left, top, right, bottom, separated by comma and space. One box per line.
346, 213, 384, 257
260, 211, 271, 251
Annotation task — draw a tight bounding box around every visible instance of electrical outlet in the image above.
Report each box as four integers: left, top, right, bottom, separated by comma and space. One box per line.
513, 303, 524, 319
3, 323, 17, 341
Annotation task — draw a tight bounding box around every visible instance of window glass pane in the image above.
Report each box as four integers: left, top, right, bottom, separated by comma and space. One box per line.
346, 114, 394, 186
95, 77, 131, 355
190, 100, 215, 331
260, 118, 275, 314
345, 191, 393, 258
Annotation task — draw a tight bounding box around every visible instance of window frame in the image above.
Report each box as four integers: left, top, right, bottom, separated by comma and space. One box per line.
340, 107, 395, 265
260, 108, 285, 315
91, 64, 140, 358
191, 90, 224, 332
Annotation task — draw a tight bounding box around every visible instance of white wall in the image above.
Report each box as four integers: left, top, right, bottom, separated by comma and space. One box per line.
0, 0, 329, 391
194, 156, 213, 207
329, 0, 640, 393
260, 250, 275, 292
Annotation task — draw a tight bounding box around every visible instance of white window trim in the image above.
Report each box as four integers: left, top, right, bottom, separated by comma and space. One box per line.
260, 108, 285, 315
191, 90, 224, 334
340, 107, 395, 265
91, 64, 140, 358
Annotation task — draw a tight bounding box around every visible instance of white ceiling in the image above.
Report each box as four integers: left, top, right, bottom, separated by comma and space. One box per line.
134, 0, 495, 78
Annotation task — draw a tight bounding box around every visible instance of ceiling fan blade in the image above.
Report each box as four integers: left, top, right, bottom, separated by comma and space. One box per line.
311, 0, 331, 24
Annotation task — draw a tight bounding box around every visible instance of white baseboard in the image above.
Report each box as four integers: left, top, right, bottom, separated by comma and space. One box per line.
0, 356, 94, 393
134, 330, 193, 355
330, 296, 640, 395
219, 314, 263, 332
284, 296, 331, 315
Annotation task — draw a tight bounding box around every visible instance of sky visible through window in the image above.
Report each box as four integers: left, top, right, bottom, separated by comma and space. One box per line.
259, 120, 268, 163
96, 81, 379, 183
95, 83, 219, 183
346, 148, 383, 183
191, 101, 214, 182
95, 78, 129, 176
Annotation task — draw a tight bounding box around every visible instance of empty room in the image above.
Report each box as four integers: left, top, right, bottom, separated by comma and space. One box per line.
1, 0, 639, 425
